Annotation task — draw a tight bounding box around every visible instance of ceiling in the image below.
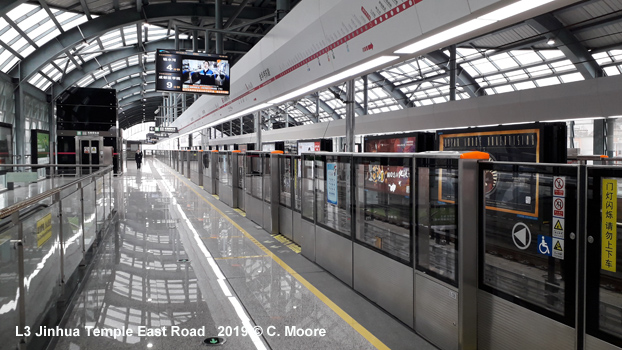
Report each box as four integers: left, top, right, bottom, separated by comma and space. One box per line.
2, 0, 622, 136
0, 0, 298, 129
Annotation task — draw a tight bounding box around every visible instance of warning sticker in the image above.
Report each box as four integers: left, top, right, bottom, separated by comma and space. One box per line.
552, 218, 565, 239
554, 176, 566, 197
553, 197, 565, 218
553, 238, 564, 260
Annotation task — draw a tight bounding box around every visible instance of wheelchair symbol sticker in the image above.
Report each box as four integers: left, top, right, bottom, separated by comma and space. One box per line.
537, 235, 552, 256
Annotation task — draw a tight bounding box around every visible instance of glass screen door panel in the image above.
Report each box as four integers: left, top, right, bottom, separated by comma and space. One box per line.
586, 169, 622, 348
479, 162, 577, 326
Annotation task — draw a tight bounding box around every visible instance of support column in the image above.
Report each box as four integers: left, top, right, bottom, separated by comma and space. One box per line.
276, 0, 290, 22
607, 118, 616, 157
363, 75, 369, 115
449, 45, 457, 101
172, 93, 178, 121
49, 85, 56, 166
594, 119, 606, 156
192, 30, 199, 52
14, 72, 24, 167
215, 0, 223, 54
255, 112, 262, 150
174, 25, 180, 50
163, 96, 168, 126
345, 79, 355, 152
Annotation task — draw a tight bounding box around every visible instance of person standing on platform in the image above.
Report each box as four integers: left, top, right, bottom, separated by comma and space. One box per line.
135, 149, 143, 169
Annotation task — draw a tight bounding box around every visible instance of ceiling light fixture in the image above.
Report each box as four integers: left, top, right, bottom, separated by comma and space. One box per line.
547, 38, 555, 45
270, 56, 399, 105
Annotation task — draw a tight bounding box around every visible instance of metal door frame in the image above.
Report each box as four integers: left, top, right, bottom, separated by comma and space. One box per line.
477, 161, 579, 350
584, 166, 622, 350
75, 136, 103, 176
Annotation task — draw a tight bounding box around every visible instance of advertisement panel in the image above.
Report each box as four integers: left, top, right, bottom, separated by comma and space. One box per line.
365, 136, 417, 153
37, 132, 50, 164
327, 162, 338, 205
364, 164, 410, 197
155, 49, 230, 95
298, 141, 320, 155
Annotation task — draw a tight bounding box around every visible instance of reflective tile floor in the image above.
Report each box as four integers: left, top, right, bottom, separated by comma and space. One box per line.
52, 159, 436, 350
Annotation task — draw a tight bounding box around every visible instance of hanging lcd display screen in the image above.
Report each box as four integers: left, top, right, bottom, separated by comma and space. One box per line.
155, 49, 230, 95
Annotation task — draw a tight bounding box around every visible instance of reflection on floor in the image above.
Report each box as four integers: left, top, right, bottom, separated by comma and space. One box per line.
52, 159, 436, 350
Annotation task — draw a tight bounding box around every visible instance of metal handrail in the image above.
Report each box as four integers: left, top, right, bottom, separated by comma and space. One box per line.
0, 165, 113, 220
0, 164, 108, 167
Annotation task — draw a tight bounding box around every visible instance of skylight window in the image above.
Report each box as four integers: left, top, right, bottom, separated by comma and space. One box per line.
490, 52, 519, 70
33, 28, 60, 47
535, 77, 560, 87
16, 8, 49, 32
604, 66, 620, 76
560, 73, 584, 83
549, 60, 574, 73
514, 81, 536, 90
494, 85, 515, 94
1, 57, 18, 73
7, 4, 38, 21
0, 27, 20, 45
526, 65, 552, 77
512, 50, 542, 65
471, 58, 498, 75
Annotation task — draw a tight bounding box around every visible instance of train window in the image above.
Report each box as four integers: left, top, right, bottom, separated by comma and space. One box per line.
355, 156, 412, 264
415, 158, 459, 286
480, 163, 577, 324
315, 155, 352, 236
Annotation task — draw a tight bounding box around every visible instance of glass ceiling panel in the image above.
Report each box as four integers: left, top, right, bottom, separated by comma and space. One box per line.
1, 57, 19, 73
57, 13, 89, 32
494, 85, 515, 94
470, 58, 497, 74
603, 66, 620, 76
16, 8, 49, 32
490, 52, 518, 70
0, 27, 20, 45
7, 4, 38, 21
514, 81, 536, 90
526, 65, 552, 77
535, 76, 561, 87
512, 50, 543, 65
34, 28, 61, 47
539, 50, 565, 60
560, 73, 584, 83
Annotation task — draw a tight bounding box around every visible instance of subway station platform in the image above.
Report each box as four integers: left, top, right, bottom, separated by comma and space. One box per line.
50, 159, 436, 350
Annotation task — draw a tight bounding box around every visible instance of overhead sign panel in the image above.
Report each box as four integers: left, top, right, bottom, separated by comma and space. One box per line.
149, 126, 178, 133
155, 49, 230, 96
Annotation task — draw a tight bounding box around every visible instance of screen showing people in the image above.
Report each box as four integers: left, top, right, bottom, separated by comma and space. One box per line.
155, 49, 230, 95
181, 58, 230, 93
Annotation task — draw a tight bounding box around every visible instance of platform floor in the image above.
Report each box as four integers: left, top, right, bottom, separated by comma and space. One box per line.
52, 159, 436, 350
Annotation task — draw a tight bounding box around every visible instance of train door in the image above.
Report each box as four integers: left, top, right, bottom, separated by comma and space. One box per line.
75, 136, 103, 175
585, 168, 622, 350
478, 162, 578, 350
